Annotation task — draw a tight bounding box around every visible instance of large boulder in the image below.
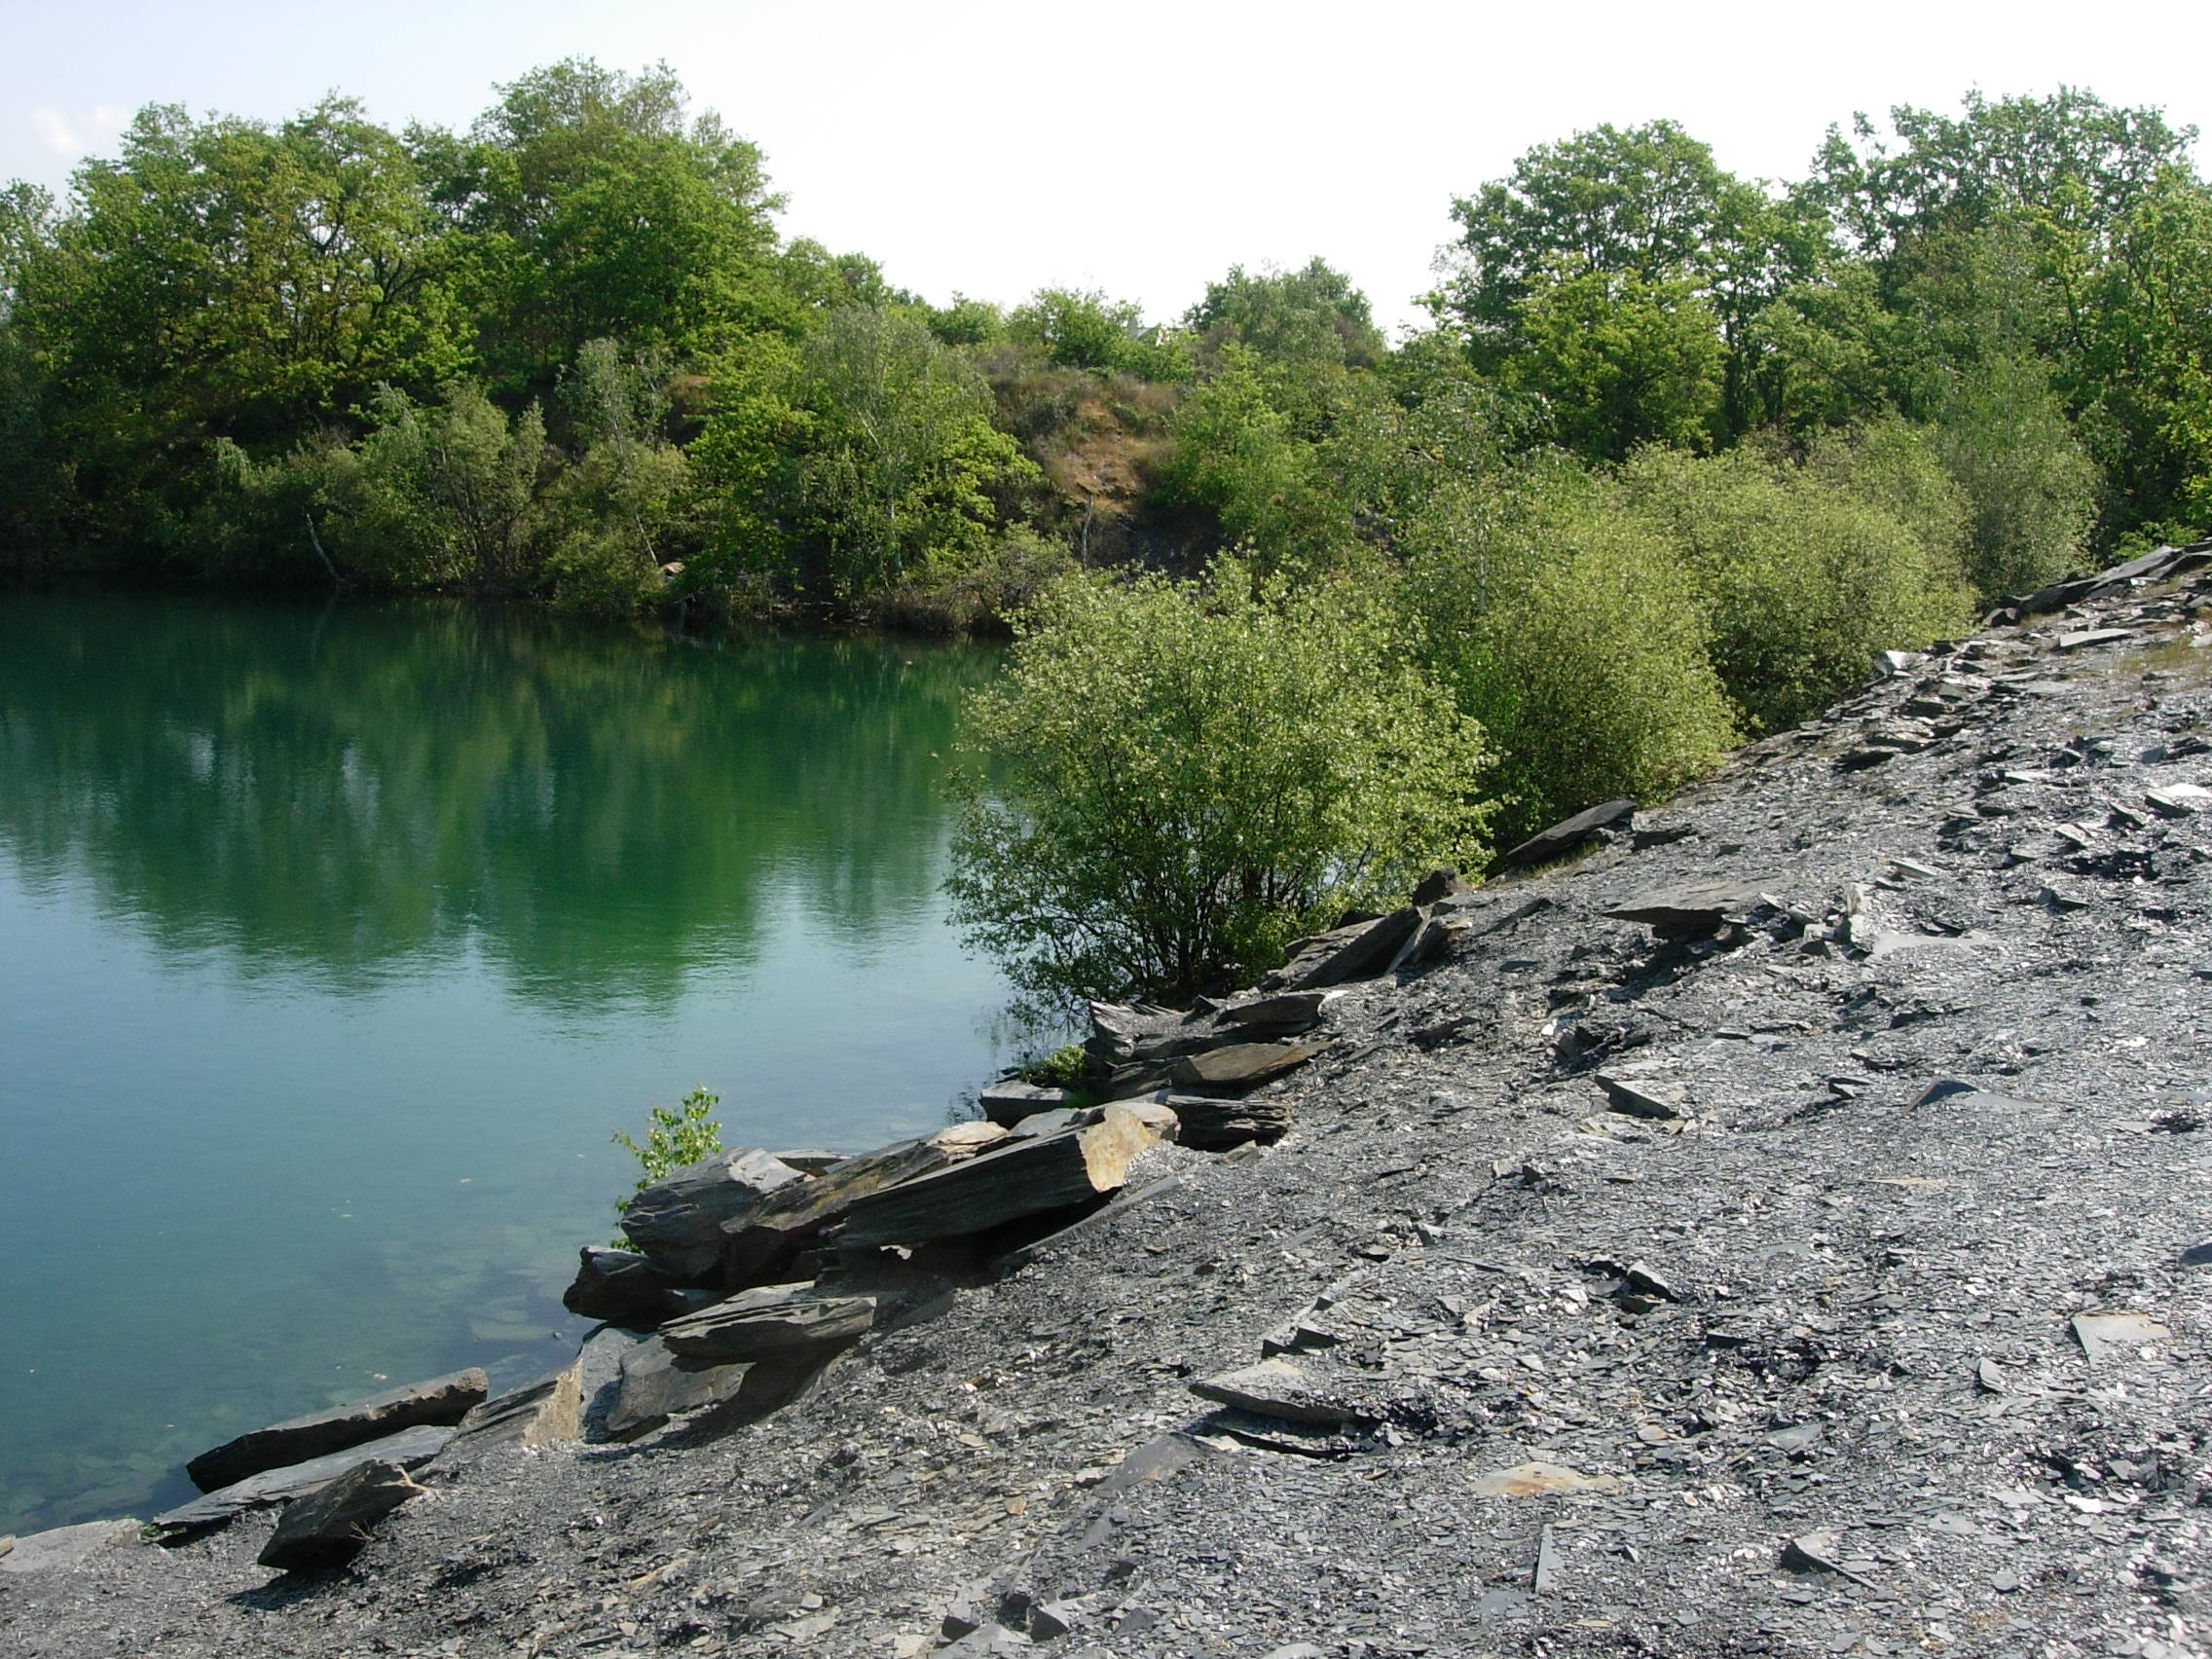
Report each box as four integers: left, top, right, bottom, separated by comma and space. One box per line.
618, 1149, 806, 1279
185, 1367, 487, 1493
562, 1247, 717, 1328
256, 1458, 424, 1571
837, 1104, 1161, 1250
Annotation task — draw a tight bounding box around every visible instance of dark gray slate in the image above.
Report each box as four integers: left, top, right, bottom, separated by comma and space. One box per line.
157, 1424, 453, 1531
1277, 906, 1423, 989
618, 1148, 806, 1278
185, 1367, 487, 1493
0, 1519, 140, 1574
603, 1339, 751, 1438
721, 1137, 960, 1287
1602, 879, 1776, 940
977, 1082, 1080, 1127
1494, 798, 1636, 870
1169, 1040, 1324, 1093
256, 1458, 424, 1571
562, 1246, 717, 1328
659, 1286, 877, 1362
439, 1354, 585, 1456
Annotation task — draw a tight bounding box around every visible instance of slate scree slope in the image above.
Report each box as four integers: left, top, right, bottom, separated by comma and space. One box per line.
5, 542, 2212, 1658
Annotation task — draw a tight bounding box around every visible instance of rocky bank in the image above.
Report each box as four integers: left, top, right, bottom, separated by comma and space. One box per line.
5, 545, 2212, 1659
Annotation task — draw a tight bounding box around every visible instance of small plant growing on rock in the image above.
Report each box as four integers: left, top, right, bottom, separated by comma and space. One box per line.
611, 1087, 723, 1231
1017, 1045, 1090, 1088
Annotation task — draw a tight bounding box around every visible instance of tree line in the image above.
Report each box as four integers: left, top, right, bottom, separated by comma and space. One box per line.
4, 64, 2207, 1005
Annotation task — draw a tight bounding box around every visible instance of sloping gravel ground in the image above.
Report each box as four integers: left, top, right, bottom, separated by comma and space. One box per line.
5, 571, 2211, 1659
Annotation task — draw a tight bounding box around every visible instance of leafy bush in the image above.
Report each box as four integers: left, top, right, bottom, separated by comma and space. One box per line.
945, 564, 1491, 1010
1620, 444, 1974, 732
1406, 469, 1737, 843
611, 1087, 723, 1227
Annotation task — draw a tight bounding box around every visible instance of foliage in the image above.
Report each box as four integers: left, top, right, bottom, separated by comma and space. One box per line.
1186, 258, 1385, 368
1404, 466, 1738, 842
946, 565, 1491, 1009
1016, 1045, 1089, 1088
611, 1087, 723, 1225
1010, 287, 1190, 381
1620, 443, 1975, 731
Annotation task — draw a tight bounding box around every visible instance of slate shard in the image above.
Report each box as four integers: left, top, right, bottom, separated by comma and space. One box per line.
1494, 798, 1636, 870
185, 1367, 487, 1493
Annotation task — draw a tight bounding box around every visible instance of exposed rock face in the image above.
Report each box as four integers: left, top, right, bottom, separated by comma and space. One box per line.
255, 1459, 424, 1571
184, 1368, 487, 1493
618, 1149, 807, 1279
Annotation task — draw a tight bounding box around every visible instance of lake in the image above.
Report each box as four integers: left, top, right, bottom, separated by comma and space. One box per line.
0, 593, 1010, 1535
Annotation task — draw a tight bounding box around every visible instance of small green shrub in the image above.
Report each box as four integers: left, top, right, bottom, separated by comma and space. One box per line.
1018, 1045, 1090, 1088
610, 1087, 723, 1235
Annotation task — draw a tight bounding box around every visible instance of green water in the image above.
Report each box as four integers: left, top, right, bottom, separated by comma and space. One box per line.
0, 593, 1010, 1535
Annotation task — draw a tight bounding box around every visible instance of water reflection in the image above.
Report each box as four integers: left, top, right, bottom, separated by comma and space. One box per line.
0, 597, 995, 1010
0, 593, 1005, 1535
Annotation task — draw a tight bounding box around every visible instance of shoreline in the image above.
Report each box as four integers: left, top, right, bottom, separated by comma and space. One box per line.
6, 548, 2211, 1654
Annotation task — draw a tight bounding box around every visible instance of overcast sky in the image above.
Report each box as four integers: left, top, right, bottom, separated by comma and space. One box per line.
6, 0, 2210, 334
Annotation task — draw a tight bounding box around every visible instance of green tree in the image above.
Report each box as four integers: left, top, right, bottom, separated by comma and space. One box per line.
1186, 258, 1385, 368
946, 566, 1491, 1008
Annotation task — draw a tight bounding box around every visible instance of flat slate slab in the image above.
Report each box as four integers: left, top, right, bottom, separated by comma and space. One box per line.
0, 1518, 141, 1574
185, 1366, 487, 1493
1494, 798, 1636, 870
157, 1423, 453, 1530
659, 1286, 878, 1363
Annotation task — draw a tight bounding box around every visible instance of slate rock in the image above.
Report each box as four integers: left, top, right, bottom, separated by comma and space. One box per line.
256, 1458, 424, 1571
1410, 867, 1473, 905
1157, 1092, 1291, 1151
157, 1423, 453, 1530
1189, 1357, 1360, 1425
837, 1105, 1161, 1249
1274, 905, 1422, 988
2181, 1239, 2212, 1268
603, 1339, 751, 1438
1602, 879, 1777, 940
659, 1285, 877, 1362
1594, 1072, 1689, 1121
1219, 990, 1338, 1035
2072, 1310, 2170, 1365
561, 1247, 715, 1329
720, 1137, 961, 1287
1169, 1040, 1323, 1093
1495, 799, 1636, 870
185, 1366, 487, 1493
618, 1148, 806, 1278
0, 1519, 140, 1574
441, 1353, 584, 1456
1468, 1461, 1620, 1498
977, 1082, 1079, 1127
939, 1625, 1033, 1657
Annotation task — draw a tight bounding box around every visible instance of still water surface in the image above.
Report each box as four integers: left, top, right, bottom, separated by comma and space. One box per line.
0, 594, 1008, 1533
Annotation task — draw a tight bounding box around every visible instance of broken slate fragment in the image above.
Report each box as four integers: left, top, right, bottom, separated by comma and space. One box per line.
1468, 1461, 1620, 1498
1594, 1072, 1689, 1121
1189, 1357, 1362, 1425
1494, 798, 1636, 870
2072, 1310, 2170, 1365
977, 1082, 1079, 1127
255, 1458, 424, 1571
659, 1286, 877, 1363
1170, 1040, 1324, 1092
1782, 1531, 1876, 1586
2181, 1239, 2212, 1268
157, 1423, 453, 1530
619, 1148, 807, 1279
185, 1366, 487, 1493
1602, 879, 1777, 940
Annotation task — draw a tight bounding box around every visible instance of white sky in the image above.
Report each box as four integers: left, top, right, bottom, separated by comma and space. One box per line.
5, 0, 2209, 334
